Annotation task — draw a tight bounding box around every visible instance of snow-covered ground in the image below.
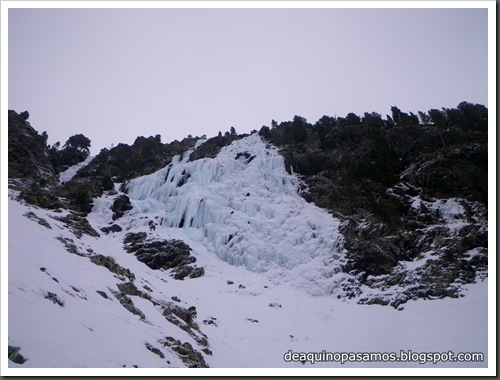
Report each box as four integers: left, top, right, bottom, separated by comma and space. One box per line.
4, 134, 492, 375
58, 154, 94, 184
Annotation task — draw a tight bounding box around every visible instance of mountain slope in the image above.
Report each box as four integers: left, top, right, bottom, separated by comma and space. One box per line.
7, 190, 488, 369
6, 107, 489, 371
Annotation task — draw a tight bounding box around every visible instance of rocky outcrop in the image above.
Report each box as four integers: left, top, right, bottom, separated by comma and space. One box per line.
100, 224, 123, 234
123, 233, 205, 280
111, 195, 133, 220
8, 346, 28, 365
8, 110, 65, 209
8, 110, 57, 186
112, 291, 145, 320
89, 255, 135, 281
51, 213, 100, 238
159, 337, 209, 368
260, 104, 488, 307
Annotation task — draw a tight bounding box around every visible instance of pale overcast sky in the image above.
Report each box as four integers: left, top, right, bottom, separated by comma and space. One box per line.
8, 4, 489, 155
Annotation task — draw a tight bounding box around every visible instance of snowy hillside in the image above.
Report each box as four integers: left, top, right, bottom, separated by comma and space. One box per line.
6, 134, 489, 373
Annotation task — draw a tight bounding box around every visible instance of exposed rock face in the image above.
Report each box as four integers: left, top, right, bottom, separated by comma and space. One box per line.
8, 346, 28, 365
8, 110, 65, 209
8, 110, 57, 185
9, 110, 202, 213
100, 224, 123, 234
50, 213, 100, 238
18, 184, 63, 210
111, 195, 133, 220
160, 337, 209, 368
89, 255, 135, 281
123, 233, 205, 280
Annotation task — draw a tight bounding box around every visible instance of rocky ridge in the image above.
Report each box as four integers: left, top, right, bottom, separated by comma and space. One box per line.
258, 105, 487, 305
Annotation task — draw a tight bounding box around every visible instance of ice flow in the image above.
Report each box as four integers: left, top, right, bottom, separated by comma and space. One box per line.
125, 134, 347, 295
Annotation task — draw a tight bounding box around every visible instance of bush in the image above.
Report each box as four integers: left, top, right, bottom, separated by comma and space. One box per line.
101, 175, 114, 191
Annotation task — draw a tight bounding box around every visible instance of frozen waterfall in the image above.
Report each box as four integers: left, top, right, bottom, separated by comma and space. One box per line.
125, 133, 347, 295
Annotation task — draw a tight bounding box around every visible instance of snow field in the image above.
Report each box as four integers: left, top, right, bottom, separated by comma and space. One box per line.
7, 198, 488, 370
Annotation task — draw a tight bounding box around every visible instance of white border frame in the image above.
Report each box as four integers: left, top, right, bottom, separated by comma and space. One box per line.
1, 1, 495, 377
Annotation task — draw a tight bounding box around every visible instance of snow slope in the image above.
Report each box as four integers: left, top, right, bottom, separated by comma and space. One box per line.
5, 134, 491, 374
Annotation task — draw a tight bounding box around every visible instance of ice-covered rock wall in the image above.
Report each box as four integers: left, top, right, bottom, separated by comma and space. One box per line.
125, 134, 348, 295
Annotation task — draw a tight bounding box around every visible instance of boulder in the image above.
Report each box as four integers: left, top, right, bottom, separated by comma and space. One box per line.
111, 195, 133, 220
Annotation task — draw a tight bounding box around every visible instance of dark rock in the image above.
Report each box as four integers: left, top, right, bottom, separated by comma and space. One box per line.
173, 265, 205, 280
133, 239, 191, 270
163, 305, 197, 326
51, 213, 100, 238
114, 292, 145, 320
188, 267, 205, 278
171, 342, 209, 368
8, 110, 58, 187
145, 342, 165, 359
19, 184, 63, 209
90, 255, 135, 281
117, 282, 141, 296
24, 211, 52, 229
235, 151, 256, 163
366, 297, 390, 306
173, 265, 195, 280
56, 236, 81, 255
8, 346, 27, 364
100, 224, 123, 234
45, 292, 64, 306
111, 195, 133, 220
123, 232, 148, 252
202, 348, 213, 356
96, 290, 108, 299
123, 236, 204, 280
7, 110, 95, 211
203, 317, 218, 326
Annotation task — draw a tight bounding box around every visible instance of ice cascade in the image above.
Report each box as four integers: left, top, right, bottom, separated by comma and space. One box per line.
125, 134, 347, 295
